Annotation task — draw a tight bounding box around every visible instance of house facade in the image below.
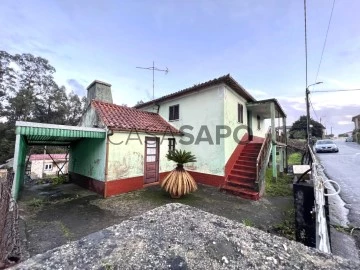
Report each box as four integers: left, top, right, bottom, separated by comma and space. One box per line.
69, 75, 287, 200
29, 154, 68, 179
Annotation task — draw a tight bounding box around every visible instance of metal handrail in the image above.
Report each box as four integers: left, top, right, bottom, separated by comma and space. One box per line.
256, 127, 272, 183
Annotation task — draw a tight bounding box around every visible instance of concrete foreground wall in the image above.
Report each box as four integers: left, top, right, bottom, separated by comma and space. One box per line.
12, 204, 360, 270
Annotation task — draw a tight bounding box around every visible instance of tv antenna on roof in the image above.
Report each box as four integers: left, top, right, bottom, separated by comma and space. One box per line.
136, 61, 169, 100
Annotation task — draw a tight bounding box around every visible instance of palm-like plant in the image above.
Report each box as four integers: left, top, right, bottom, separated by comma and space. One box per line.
161, 149, 197, 198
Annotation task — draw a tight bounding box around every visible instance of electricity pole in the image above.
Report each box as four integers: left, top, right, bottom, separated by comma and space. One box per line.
136, 61, 169, 100
306, 82, 323, 144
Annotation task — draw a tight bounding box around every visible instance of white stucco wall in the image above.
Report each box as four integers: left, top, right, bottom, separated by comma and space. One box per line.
107, 132, 182, 181
141, 85, 226, 176
251, 113, 267, 138
138, 84, 270, 176
223, 85, 249, 164
30, 160, 68, 179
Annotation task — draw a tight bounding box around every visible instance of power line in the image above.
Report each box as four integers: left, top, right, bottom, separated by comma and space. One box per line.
309, 97, 319, 120
314, 0, 336, 83
312, 89, 360, 93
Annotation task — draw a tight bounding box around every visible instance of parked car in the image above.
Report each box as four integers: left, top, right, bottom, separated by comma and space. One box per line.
314, 140, 339, 153
345, 137, 353, 142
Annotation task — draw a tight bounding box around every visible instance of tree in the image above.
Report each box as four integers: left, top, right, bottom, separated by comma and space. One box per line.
0, 51, 16, 114
0, 51, 86, 164
289, 115, 325, 139
64, 91, 86, 125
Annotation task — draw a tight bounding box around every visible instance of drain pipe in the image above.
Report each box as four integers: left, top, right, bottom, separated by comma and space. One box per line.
105, 128, 113, 197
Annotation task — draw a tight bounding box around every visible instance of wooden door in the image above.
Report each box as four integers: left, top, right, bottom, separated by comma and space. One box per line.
144, 137, 159, 184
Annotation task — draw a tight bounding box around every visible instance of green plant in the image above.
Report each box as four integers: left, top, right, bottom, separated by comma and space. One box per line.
242, 218, 254, 227
51, 175, 69, 185
161, 150, 197, 198
59, 222, 72, 239
166, 149, 197, 165
27, 198, 46, 208
273, 208, 295, 240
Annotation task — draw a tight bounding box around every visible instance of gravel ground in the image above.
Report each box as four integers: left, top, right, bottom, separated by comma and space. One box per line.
18, 181, 294, 259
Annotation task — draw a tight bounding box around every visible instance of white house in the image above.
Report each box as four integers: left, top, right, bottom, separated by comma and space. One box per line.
72, 75, 287, 200
30, 154, 68, 179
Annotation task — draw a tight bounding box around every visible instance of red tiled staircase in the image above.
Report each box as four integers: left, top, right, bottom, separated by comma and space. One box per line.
221, 142, 262, 200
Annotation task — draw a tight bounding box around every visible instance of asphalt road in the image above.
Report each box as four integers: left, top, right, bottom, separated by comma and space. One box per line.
316, 139, 360, 227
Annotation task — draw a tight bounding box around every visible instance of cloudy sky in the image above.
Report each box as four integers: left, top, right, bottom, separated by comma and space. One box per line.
1, 0, 359, 135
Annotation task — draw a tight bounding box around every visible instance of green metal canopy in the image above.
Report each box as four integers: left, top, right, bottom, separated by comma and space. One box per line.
12, 121, 107, 199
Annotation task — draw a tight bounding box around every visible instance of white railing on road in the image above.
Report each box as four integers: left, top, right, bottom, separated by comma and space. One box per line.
308, 145, 341, 253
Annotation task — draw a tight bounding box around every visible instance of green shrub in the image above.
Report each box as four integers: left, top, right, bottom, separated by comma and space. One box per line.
51, 175, 69, 185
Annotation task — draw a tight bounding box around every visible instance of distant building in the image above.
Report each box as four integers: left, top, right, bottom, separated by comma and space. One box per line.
29, 154, 68, 179
352, 114, 360, 143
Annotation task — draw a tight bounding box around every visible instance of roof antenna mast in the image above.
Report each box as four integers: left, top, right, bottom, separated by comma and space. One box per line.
136, 61, 169, 100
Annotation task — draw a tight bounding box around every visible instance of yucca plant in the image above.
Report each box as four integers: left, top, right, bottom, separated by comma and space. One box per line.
161, 149, 197, 198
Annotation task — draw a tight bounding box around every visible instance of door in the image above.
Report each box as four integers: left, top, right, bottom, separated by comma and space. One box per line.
247, 110, 253, 141
144, 137, 159, 184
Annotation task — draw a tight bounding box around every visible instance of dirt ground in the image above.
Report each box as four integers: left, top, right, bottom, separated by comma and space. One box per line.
18, 181, 294, 258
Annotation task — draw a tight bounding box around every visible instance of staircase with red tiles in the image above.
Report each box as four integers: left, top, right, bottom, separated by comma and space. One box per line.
221, 142, 262, 200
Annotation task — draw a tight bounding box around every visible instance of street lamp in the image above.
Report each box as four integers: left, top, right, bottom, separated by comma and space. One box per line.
306, 82, 323, 144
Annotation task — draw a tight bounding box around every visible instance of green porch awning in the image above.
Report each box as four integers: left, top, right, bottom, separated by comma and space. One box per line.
12, 121, 107, 199
15, 122, 106, 145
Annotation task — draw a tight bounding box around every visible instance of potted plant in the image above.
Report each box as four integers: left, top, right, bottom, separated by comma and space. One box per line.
161, 149, 197, 198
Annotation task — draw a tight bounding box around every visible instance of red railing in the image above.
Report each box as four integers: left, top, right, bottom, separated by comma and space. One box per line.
256, 127, 272, 187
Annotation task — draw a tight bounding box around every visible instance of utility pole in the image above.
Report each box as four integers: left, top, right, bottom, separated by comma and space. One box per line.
136, 61, 169, 100
306, 87, 311, 144
306, 82, 323, 144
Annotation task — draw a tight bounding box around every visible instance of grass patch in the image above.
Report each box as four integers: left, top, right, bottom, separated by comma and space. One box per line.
288, 152, 302, 165
27, 198, 47, 208
265, 169, 292, 197
242, 218, 254, 227
59, 222, 72, 239
272, 208, 295, 240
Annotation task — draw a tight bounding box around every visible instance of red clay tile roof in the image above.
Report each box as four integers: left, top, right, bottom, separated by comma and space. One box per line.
30, 154, 67, 161
134, 74, 256, 109
92, 100, 181, 134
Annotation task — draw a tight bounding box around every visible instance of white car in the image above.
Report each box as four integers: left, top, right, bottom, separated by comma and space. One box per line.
345, 137, 353, 142
314, 140, 339, 153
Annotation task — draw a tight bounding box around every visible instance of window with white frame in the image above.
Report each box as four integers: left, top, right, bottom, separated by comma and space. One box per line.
169, 104, 180, 121
238, 103, 244, 123
44, 163, 53, 171
168, 138, 176, 152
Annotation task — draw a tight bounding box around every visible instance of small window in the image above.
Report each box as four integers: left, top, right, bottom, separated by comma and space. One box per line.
169, 105, 179, 121
257, 115, 261, 130
237, 104, 243, 123
44, 164, 52, 171
168, 138, 176, 152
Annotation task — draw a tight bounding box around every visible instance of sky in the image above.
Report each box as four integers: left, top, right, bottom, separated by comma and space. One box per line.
1, 0, 359, 135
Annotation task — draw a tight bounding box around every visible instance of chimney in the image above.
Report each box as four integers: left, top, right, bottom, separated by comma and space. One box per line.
87, 80, 113, 104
